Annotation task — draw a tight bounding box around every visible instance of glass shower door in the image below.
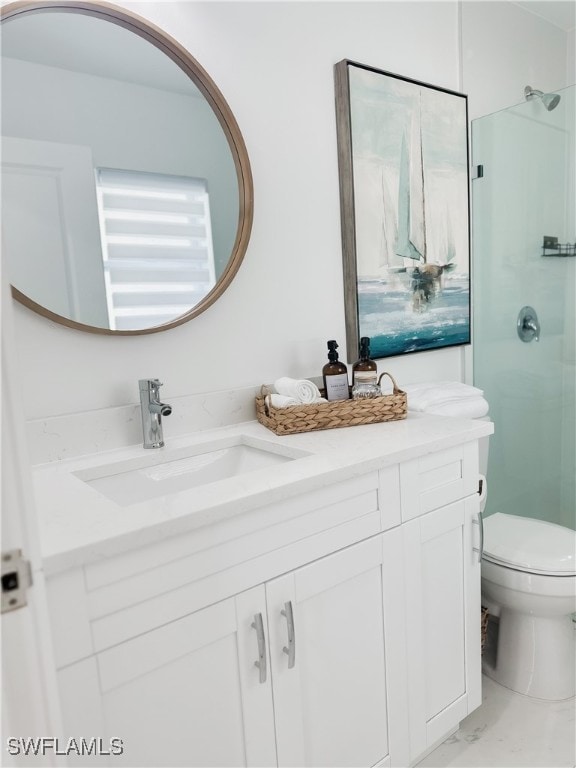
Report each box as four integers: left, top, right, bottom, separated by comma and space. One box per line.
472, 85, 575, 530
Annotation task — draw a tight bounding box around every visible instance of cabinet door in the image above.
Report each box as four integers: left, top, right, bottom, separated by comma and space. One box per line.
403, 496, 481, 763
267, 536, 390, 768
61, 587, 277, 767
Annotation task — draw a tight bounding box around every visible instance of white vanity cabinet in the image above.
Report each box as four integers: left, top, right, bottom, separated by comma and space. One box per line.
62, 588, 277, 768
55, 532, 400, 768
41, 429, 490, 768
267, 532, 399, 768
400, 443, 482, 764
60, 531, 397, 768
47, 471, 400, 768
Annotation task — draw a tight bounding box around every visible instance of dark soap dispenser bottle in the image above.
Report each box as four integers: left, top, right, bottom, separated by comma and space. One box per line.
352, 337, 377, 385
322, 340, 350, 401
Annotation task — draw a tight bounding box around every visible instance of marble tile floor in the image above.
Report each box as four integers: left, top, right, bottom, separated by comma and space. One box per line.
417, 676, 576, 768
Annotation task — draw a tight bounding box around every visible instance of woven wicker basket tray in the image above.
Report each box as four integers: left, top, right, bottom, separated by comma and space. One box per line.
255, 372, 407, 436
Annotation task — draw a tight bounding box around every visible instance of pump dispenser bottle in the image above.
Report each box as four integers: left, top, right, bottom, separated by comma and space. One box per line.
322, 340, 350, 401
352, 337, 377, 385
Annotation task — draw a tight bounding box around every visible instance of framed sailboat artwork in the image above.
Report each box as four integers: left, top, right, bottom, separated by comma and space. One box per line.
334, 59, 471, 361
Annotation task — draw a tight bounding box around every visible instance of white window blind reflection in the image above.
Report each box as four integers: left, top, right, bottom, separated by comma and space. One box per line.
96, 168, 216, 331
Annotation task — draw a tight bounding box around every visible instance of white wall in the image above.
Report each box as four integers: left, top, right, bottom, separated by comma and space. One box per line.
7, 0, 572, 421
461, 1, 570, 119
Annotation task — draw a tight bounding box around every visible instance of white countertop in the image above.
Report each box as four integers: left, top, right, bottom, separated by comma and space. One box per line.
33, 414, 493, 574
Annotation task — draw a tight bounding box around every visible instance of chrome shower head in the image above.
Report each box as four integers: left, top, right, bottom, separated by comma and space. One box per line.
542, 91, 561, 111
524, 85, 561, 111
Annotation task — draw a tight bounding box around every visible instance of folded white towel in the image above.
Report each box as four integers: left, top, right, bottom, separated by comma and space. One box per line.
404, 381, 484, 412
425, 397, 489, 420
266, 394, 299, 409
266, 393, 328, 409
274, 377, 321, 404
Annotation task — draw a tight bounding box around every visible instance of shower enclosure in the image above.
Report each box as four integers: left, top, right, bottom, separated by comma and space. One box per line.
472, 84, 575, 531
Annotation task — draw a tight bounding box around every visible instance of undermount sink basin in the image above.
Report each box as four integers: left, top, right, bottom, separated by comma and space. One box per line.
74, 436, 310, 506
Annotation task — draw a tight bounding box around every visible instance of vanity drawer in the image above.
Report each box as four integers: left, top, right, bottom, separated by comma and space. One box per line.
84, 473, 380, 591
399, 442, 479, 521
90, 505, 381, 651
84, 473, 382, 652
47, 473, 390, 665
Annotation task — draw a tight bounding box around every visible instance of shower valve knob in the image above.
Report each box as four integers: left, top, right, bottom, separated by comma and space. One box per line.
517, 306, 540, 343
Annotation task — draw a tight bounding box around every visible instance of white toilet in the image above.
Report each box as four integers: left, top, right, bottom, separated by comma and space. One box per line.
480, 512, 576, 700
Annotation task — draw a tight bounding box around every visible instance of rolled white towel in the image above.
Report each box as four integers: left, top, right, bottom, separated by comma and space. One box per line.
425, 397, 489, 420
274, 377, 321, 404
266, 393, 328, 409
266, 394, 299, 409
404, 381, 484, 412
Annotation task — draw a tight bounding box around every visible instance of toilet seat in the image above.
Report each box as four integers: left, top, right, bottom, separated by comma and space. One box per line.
482, 513, 576, 577
482, 553, 576, 579
481, 513, 576, 701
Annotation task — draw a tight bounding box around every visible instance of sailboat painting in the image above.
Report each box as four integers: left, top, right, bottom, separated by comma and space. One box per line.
335, 60, 471, 360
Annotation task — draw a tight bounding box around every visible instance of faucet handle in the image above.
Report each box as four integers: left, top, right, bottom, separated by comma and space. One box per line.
139, 378, 163, 391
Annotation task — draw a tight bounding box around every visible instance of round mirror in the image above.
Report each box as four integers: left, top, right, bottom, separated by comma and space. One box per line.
1, 1, 253, 334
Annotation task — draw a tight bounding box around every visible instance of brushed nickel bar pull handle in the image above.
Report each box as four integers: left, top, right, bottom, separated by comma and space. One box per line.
472, 512, 484, 564
281, 601, 296, 669
251, 613, 267, 684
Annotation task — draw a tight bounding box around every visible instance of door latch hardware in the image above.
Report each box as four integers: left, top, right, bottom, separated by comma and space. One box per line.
1, 550, 32, 613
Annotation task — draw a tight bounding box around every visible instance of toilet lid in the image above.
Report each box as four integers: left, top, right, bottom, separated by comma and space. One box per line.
482, 513, 576, 576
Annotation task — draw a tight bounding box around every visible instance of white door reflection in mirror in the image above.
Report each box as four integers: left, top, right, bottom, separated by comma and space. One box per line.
95, 169, 215, 331
2, 137, 108, 327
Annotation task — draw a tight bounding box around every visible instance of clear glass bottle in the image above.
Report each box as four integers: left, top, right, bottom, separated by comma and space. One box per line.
322, 340, 350, 401
352, 380, 381, 400
352, 337, 377, 386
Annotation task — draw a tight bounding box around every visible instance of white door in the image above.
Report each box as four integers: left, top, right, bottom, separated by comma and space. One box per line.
2, 136, 108, 327
403, 496, 482, 763
267, 536, 391, 768
61, 586, 277, 768
1, 278, 63, 765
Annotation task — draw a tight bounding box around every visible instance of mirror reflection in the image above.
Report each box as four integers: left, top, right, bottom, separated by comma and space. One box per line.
1, 7, 247, 332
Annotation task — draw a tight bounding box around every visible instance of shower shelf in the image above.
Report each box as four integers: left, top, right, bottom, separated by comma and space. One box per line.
541, 236, 576, 257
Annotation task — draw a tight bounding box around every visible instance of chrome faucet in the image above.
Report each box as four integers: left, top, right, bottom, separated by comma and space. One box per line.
139, 379, 172, 449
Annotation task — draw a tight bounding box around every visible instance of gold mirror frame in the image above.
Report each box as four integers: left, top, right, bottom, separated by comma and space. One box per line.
1, 0, 253, 335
